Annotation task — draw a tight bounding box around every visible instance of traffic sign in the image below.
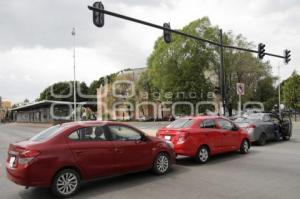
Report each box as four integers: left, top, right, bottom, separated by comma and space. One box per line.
236, 83, 245, 95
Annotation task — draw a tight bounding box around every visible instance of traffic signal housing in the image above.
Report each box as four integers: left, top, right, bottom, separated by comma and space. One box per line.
258, 43, 266, 59
92, 1, 105, 28
163, 22, 172, 43
284, 49, 291, 64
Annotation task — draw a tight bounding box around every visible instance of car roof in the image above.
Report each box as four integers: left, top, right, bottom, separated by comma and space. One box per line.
60, 120, 134, 128
179, 115, 226, 120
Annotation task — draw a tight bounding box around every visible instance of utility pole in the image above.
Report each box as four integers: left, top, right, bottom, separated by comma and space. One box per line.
278, 65, 281, 118
219, 29, 226, 115
71, 28, 77, 121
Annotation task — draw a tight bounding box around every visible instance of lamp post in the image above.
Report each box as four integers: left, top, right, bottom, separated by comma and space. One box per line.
71, 28, 77, 121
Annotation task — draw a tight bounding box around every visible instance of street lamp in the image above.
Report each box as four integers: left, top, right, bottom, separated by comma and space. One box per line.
71, 28, 77, 121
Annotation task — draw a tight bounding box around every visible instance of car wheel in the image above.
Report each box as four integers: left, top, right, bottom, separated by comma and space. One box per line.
240, 139, 250, 154
152, 153, 170, 175
52, 169, 80, 198
195, 146, 210, 164
257, 133, 267, 146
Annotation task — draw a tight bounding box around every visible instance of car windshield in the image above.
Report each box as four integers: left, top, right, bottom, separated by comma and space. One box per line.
29, 125, 62, 142
167, 118, 194, 129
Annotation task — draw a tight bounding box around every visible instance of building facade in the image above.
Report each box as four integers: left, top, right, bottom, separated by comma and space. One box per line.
0, 99, 12, 122
11, 100, 90, 123
97, 68, 172, 121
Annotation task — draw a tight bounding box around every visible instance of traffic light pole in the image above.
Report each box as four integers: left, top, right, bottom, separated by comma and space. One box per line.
88, 4, 291, 116
88, 5, 288, 59
219, 29, 226, 115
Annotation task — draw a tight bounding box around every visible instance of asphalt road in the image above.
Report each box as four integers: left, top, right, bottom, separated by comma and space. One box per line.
1, 122, 300, 199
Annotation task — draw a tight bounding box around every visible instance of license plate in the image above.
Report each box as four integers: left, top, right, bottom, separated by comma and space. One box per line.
164, 135, 171, 141
9, 156, 16, 167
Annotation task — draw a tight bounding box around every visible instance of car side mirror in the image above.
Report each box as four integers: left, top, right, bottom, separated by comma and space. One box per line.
141, 134, 148, 141
232, 126, 239, 131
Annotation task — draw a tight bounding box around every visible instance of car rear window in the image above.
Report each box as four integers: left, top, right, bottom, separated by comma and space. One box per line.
247, 113, 264, 120
167, 118, 194, 129
29, 125, 62, 142
234, 118, 250, 123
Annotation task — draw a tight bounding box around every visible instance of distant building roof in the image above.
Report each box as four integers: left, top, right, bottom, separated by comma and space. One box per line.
117, 67, 146, 81
11, 100, 89, 111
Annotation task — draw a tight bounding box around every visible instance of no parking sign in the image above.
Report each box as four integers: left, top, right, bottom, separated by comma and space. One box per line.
236, 83, 245, 95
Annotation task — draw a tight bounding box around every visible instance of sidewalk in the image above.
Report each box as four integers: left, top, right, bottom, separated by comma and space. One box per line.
293, 121, 300, 127
5, 122, 52, 128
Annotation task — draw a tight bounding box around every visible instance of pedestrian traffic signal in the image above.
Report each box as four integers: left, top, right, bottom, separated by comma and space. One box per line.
92, 1, 105, 28
284, 49, 291, 64
163, 22, 172, 43
258, 43, 266, 59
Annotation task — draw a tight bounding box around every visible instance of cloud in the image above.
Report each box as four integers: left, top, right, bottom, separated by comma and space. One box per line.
0, 47, 121, 102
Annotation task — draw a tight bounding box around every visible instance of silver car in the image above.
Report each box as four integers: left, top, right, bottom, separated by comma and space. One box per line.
234, 113, 292, 145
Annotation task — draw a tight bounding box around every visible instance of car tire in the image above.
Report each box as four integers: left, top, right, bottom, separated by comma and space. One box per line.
51, 169, 80, 198
152, 153, 170, 175
195, 146, 210, 164
257, 133, 267, 146
240, 139, 250, 154
283, 135, 291, 141
283, 123, 292, 141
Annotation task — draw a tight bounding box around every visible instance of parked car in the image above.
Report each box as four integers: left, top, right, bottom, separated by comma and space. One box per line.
6, 121, 175, 197
156, 116, 250, 164
138, 116, 154, 122
234, 113, 292, 145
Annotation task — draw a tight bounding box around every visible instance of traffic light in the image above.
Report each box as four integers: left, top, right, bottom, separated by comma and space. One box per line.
258, 43, 266, 59
163, 22, 172, 43
92, 1, 105, 28
284, 49, 291, 64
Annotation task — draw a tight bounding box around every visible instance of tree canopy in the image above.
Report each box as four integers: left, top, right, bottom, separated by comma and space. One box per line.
283, 71, 300, 110
38, 81, 89, 102
140, 17, 276, 114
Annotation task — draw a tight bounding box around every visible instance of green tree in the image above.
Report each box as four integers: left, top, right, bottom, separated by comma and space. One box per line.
223, 33, 275, 114
147, 17, 217, 114
38, 81, 89, 102
145, 17, 275, 115
283, 71, 300, 110
254, 76, 278, 111
88, 73, 117, 99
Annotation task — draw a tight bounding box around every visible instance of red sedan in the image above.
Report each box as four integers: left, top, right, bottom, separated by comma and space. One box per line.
6, 121, 175, 197
156, 116, 250, 163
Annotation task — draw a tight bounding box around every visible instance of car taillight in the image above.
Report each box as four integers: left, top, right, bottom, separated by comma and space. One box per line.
156, 131, 164, 139
177, 131, 189, 144
245, 125, 256, 134
18, 150, 40, 165
156, 131, 160, 137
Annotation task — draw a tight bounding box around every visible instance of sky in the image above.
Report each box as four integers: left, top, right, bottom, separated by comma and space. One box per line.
0, 0, 299, 103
